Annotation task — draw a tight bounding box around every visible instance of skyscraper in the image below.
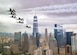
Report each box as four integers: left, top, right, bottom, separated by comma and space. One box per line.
71, 33, 76, 55
49, 33, 58, 55
66, 32, 73, 45
33, 15, 39, 47
22, 32, 29, 53
28, 35, 37, 55
75, 34, 77, 55
54, 24, 65, 54
45, 28, 49, 44
54, 24, 65, 47
14, 32, 21, 47
49, 33, 57, 49
33, 15, 38, 37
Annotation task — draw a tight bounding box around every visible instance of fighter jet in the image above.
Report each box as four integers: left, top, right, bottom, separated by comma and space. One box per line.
17, 17, 24, 21
11, 15, 16, 18
8, 8, 16, 12
12, 9, 16, 12
26, 25, 31, 28
8, 8, 12, 12
17, 21, 24, 24
10, 12, 16, 15
8, 8, 16, 15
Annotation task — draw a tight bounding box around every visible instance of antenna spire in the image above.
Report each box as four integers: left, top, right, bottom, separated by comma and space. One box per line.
35, 11, 36, 16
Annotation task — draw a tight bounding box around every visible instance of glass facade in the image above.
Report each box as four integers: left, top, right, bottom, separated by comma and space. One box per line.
33, 16, 39, 47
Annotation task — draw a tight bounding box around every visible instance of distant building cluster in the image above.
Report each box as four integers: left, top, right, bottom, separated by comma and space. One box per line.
0, 16, 77, 55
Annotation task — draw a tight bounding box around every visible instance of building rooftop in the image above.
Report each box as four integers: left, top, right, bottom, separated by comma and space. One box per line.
34, 16, 37, 18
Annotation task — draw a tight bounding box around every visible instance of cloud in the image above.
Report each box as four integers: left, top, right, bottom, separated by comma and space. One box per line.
0, 0, 22, 15
0, 0, 77, 33
12, 0, 77, 9
21, 3, 77, 13
0, 15, 27, 33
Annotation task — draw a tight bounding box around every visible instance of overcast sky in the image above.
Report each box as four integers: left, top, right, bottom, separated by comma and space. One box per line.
0, 0, 77, 34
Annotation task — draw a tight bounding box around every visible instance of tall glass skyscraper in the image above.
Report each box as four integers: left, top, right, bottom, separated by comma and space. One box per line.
33, 15, 39, 47
54, 24, 64, 47
54, 24, 66, 54
33, 15, 38, 37
66, 32, 73, 45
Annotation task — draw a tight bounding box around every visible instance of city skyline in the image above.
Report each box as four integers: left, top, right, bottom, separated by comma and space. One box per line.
0, 0, 77, 55
0, 0, 77, 33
